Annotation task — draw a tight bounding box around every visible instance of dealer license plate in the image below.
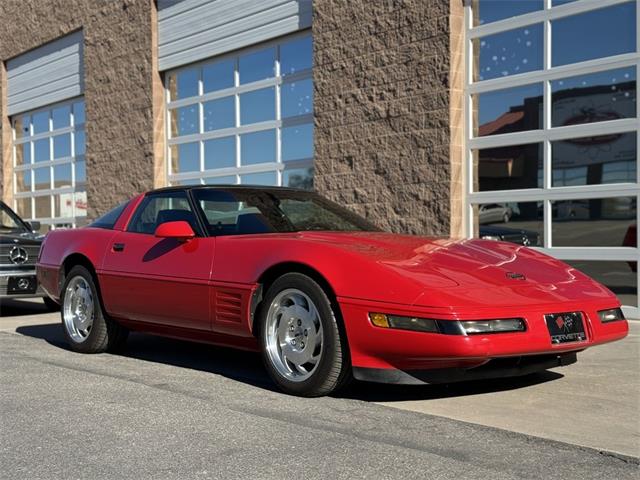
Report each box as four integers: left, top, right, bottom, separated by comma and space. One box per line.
7, 275, 37, 295
544, 311, 586, 344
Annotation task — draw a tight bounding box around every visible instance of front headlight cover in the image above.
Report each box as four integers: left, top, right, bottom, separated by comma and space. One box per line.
460, 318, 526, 334
598, 308, 625, 323
368, 313, 526, 335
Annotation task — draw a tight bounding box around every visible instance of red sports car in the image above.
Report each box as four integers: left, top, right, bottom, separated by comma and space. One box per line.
37, 186, 628, 396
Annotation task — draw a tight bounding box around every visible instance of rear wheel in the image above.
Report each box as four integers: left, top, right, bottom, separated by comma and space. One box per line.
61, 265, 127, 353
259, 273, 350, 397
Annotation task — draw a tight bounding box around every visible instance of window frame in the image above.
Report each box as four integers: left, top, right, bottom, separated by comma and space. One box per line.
464, 0, 640, 316
163, 30, 313, 188
126, 190, 204, 237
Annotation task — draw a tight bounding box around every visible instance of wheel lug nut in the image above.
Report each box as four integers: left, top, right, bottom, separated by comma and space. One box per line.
291, 339, 296, 346
289, 325, 294, 332
300, 342, 305, 348
297, 319, 302, 326
304, 330, 308, 336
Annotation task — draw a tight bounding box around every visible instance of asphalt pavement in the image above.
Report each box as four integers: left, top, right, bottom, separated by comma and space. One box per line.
0, 299, 638, 479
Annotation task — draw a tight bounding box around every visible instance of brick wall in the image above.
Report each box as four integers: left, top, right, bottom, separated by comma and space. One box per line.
313, 0, 459, 236
0, 0, 160, 219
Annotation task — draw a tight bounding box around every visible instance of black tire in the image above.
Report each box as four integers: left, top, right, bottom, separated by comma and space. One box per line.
60, 265, 128, 353
259, 272, 351, 397
42, 296, 60, 311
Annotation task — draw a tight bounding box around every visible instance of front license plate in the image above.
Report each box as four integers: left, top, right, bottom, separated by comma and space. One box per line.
7, 275, 37, 295
544, 311, 586, 344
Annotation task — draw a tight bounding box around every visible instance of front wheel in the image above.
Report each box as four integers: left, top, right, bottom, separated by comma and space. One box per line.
61, 265, 128, 353
259, 273, 350, 397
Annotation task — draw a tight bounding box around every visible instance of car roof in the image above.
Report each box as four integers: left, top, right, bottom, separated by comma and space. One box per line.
147, 184, 310, 195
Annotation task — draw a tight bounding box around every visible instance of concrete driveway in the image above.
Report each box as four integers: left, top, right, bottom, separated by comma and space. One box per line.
0, 298, 638, 478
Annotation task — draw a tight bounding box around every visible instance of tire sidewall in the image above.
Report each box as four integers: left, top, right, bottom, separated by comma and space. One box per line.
259, 273, 345, 396
60, 265, 106, 353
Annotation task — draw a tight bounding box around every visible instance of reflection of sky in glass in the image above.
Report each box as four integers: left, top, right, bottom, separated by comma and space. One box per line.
203, 175, 236, 185
241, 130, 276, 165
16, 170, 31, 192
53, 134, 71, 159
282, 124, 313, 161
176, 69, 199, 99
281, 80, 313, 118
477, 83, 542, 133
551, 67, 636, 127
34, 139, 49, 162
476, 24, 543, 81
240, 88, 275, 124
34, 167, 50, 190
52, 105, 70, 129
476, 0, 542, 25
175, 105, 199, 136
74, 102, 85, 125
204, 97, 234, 131
205, 136, 235, 170
76, 160, 86, 183
75, 130, 85, 156
54, 163, 72, 186
174, 142, 199, 173
552, 0, 578, 5
203, 59, 234, 93
552, 3, 636, 67
241, 171, 277, 186
32, 111, 49, 134
239, 48, 275, 84
281, 36, 313, 75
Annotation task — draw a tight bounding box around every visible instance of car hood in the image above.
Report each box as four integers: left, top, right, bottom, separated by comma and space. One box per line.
0, 232, 43, 246
296, 232, 613, 308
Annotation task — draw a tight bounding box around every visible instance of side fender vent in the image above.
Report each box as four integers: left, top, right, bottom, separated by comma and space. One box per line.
216, 289, 243, 323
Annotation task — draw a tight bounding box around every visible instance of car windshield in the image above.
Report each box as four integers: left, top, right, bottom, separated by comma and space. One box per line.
0, 202, 28, 234
191, 188, 380, 236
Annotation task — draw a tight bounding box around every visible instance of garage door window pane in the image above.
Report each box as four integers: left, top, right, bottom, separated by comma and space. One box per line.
475, 83, 543, 137
203, 175, 236, 185
15, 170, 31, 193
53, 163, 72, 188
53, 134, 71, 159
474, 24, 543, 82
552, 133, 636, 186
474, 143, 542, 192
552, 67, 636, 128
171, 142, 200, 173
34, 139, 49, 162
75, 130, 85, 156
282, 124, 313, 162
13, 115, 29, 139
204, 136, 236, 170
475, 201, 543, 246
203, 59, 234, 93
34, 196, 51, 218
552, 3, 636, 67
75, 159, 86, 186
73, 102, 85, 126
171, 68, 199, 100
32, 111, 49, 134
240, 171, 277, 186
34, 167, 50, 190
241, 130, 275, 165
171, 105, 199, 137
14, 143, 30, 166
16, 198, 32, 219
281, 36, 313, 75
52, 105, 71, 129
239, 47, 275, 84
240, 88, 275, 125
552, 197, 636, 247
474, 0, 543, 26
566, 260, 637, 307
281, 79, 313, 118
204, 97, 235, 131
283, 167, 313, 189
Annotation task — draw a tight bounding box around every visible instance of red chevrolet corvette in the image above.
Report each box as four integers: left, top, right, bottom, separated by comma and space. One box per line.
37, 186, 628, 396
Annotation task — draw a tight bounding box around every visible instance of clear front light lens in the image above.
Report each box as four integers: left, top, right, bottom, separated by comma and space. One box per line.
460, 318, 526, 334
387, 315, 439, 333
598, 308, 625, 323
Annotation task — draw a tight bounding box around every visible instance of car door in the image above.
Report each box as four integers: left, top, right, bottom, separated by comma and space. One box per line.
100, 190, 214, 330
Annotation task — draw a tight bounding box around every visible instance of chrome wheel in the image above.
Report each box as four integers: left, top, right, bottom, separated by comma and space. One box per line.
264, 288, 324, 382
63, 276, 94, 343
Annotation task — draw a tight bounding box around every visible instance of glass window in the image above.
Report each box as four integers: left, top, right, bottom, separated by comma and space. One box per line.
73, 101, 85, 125
552, 197, 636, 247
14, 115, 29, 139
551, 67, 636, 128
474, 143, 542, 192
53, 134, 71, 159
474, 24, 543, 81
171, 142, 200, 174
128, 192, 197, 235
34, 167, 50, 190
171, 68, 199, 100
15, 170, 31, 193
52, 105, 71, 129
552, 3, 636, 67
32, 111, 49, 134
14, 143, 30, 166
281, 36, 313, 75
240, 88, 275, 124
203, 97, 235, 131
204, 136, 236, 170
473, 0, 543, 26
565, 260, 637, 307
171, 105, 199, 137
281, 79, 313, 118
241, 130, 276, 165
240, 171, 277, 186
16, 198, 32, 220
282, 124, 314, 162
75, 159, 86, 186
34, 196, 51, 219
283, 167, 313, 189
475, 201, 543, 246
203, 175, 236, 185
203, 59, 235, 93
552, 132, 636, 187
53, 163, 72, 188
90, 201, 130, 229
239, 47, 275, 84
34, 139, 50, 162
75, 130, 85, 156
475, 83, 543, 137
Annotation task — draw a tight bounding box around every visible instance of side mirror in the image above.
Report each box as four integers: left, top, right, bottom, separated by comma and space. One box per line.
28, 221, 41, 232
154, 221, 195, 242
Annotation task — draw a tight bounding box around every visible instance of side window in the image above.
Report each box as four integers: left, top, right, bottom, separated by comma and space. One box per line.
194, 190, 276, 236
128, 192, 198, 235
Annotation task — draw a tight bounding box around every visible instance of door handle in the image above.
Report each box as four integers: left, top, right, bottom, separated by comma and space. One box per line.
113, 243, 125, 252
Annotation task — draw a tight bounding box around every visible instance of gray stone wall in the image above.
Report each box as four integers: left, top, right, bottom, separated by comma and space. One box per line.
313, 0, 453, 236
0, 0, 156, 219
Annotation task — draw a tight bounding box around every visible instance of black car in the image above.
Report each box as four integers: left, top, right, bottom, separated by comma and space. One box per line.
0, 201, 57, 308
479, 225, 541, 247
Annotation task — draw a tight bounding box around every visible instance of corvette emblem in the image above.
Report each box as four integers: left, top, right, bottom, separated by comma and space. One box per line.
555, 316, 565, 330
506, 272, 526, 280
8, 246, 28, 265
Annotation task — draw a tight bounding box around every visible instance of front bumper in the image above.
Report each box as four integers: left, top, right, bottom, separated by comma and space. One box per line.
339, 297, 628, 381
0, 269, 45, 299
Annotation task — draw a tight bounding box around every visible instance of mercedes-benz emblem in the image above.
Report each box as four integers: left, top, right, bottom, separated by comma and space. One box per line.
8, 246, 28, 265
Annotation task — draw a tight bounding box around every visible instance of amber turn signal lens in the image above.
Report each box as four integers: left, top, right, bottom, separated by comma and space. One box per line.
369, 313, 390, 328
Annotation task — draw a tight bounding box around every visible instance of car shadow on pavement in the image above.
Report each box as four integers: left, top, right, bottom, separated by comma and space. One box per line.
15, 322, 564, 401
0, 298, 51, 317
